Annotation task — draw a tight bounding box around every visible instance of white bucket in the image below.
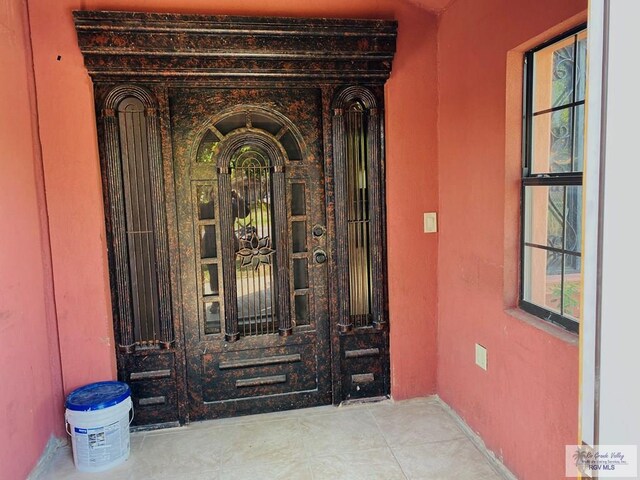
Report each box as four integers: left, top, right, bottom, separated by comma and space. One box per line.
65, 381, 133, 473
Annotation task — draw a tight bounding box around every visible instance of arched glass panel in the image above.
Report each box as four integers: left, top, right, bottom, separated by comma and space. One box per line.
215, 113, 247, 135
117, 96, 162, 343
279, 129, 302, 160
230, 146, 278, 335
196, 130, 220, 163
250, 113, 282, 136
346, 101, 372, 327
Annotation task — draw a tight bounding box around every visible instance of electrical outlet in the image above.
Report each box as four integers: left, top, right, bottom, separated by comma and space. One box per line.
423, 212, 437, 233
475, 344, 487, 370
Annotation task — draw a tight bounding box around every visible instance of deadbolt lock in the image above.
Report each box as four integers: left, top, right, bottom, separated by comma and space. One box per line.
312, 224, 326, 238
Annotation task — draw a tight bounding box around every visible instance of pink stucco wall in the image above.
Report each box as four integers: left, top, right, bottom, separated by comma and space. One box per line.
5, 0, 587, 477
0, 0, 64, 477
436, 1, 585, 478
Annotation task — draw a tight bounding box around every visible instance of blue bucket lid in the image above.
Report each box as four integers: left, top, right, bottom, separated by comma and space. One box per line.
65, 381, 131, 412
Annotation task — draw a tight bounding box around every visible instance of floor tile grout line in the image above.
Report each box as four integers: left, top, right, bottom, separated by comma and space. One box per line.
296, 414, 315, 463
300, 406, 409, 478
367, 407, 411, 480
367, 401, 468, 450
307, 454, 318, 480
433, 396, 517, 480
298, 413, 323, 469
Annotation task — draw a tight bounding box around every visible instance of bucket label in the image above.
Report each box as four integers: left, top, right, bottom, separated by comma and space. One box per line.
70, 416, 130, 469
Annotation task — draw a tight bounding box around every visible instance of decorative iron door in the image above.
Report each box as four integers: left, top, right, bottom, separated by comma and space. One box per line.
171, 87, 331, 420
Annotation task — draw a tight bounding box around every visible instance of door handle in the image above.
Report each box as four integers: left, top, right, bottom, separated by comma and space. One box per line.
313, 248, 328, 264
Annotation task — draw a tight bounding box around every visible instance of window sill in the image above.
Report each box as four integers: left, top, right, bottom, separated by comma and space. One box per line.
505, 308, 579, 346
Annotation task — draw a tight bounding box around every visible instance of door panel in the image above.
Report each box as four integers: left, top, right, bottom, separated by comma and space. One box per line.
202, 343, 318, 402
170, 87, 331, 420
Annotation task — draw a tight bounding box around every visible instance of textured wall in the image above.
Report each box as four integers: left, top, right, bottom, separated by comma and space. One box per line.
0, 0, 63, 477
436, 1, 586, 478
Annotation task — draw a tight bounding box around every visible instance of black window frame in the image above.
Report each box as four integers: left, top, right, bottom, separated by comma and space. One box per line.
520, 24, 587, 334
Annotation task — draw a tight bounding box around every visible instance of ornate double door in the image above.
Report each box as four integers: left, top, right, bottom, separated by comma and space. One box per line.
172, 87, 332, 419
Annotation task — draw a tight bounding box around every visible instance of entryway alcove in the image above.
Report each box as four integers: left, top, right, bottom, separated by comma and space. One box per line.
74, 11, 397, 427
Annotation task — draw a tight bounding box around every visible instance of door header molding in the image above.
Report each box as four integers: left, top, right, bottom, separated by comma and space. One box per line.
73, 11, 397, 83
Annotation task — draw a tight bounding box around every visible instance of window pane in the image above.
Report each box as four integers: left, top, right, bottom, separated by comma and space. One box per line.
572, 104, 586, 172
201, 264, 219, 296
575, 31, 588, 102
533, 34, 576, 112
291, 183, 306, 216
524, 185, 565, 251
294, 294, 310, 326
200, 225, 217, 258
293, 258, 309, 289
564, 186, 582, 254
197, 185, 215, 220
292, 221, 307, 253
280, 130, 301, 160
215, 113, 247, 136
532, 108, 574, 174
251, 113, 282, 135
563, 254, 581, 321
196, 130, 220, 163
204, 301, 221, 334
523, 246, 561, 314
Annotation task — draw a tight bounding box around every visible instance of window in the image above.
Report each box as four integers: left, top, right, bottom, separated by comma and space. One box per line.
521, 26, 587, 333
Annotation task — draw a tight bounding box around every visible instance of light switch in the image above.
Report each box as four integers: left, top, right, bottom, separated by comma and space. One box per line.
475, 343, 487, 371
423, 212, 437, 233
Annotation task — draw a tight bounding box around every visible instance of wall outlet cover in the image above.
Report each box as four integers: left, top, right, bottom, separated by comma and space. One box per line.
423, 212, 437, 233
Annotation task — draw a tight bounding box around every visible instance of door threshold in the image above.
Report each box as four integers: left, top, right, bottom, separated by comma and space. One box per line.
339, 395, 390, 407
130, 421, 181, 433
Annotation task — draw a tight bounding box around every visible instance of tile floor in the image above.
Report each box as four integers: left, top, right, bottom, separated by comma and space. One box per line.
41, 397, 511, 480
